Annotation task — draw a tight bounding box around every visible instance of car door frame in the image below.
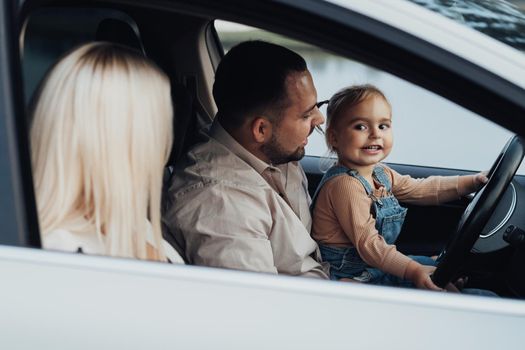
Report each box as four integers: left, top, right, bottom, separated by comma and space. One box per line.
0, 0, 40, 247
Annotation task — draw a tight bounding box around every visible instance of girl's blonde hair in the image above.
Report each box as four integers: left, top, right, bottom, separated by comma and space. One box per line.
326, 84, 390, 152
30, 42, 173, 261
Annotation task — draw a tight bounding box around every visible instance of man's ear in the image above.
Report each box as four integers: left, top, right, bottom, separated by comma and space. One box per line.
251, 117, 272, 143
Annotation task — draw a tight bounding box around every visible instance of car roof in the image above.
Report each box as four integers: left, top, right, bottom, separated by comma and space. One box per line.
328, 0, 525, 90
16, 0, 525, 92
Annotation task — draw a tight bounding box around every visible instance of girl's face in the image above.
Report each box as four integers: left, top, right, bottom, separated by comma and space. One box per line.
329, 95, 393, 175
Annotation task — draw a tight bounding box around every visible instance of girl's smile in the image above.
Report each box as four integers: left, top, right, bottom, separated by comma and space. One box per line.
328, 94, 393, 176
361, 144, 383, 154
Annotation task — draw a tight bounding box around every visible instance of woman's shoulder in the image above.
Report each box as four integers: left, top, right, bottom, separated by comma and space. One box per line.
144, 222, 185, 264
162, 240, 185, 264
42, 228, 104, 254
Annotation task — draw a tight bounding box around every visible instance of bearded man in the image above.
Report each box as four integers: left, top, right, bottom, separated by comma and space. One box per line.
164, 41, 328, 278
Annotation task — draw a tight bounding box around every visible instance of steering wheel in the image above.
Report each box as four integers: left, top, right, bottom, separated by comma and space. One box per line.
432, 135, 525, 288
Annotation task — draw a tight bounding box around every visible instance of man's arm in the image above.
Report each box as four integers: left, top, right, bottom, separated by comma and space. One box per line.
164, 183, 278, 273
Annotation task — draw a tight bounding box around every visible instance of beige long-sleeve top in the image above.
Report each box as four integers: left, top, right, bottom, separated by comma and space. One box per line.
311, 165, 477, 278
164, 120, 329, 278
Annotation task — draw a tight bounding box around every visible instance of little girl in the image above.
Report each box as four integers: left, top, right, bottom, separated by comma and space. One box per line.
311, 84, 487, 290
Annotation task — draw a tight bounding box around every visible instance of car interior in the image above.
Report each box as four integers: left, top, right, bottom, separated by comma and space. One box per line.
17, 0, 525, 299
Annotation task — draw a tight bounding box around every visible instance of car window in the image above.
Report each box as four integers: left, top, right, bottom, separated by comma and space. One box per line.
215, 20, 524, 175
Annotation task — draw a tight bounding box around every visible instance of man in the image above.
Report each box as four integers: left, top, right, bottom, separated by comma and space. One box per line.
164, 40, 328, 278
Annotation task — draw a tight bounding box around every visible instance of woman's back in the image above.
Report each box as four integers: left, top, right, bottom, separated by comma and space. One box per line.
30, 42, 182, 263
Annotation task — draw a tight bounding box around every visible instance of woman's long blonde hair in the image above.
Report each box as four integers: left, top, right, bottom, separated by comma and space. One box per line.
30, 42, 173, 261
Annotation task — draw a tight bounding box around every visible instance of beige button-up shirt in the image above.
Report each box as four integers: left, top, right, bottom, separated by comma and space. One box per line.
164, 120, 329, 278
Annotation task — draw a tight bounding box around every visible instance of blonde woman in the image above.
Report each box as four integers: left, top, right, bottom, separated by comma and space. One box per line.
30, 42, 183, 263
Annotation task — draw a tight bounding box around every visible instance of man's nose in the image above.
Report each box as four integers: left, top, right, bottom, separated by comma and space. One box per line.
313, 110, 325, 126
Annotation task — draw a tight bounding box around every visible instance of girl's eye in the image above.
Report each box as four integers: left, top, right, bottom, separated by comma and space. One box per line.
379, 123, 390, 130
354, 124, 366, 131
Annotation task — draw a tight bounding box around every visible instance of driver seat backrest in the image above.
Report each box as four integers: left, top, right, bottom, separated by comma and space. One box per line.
96, 17, 207, 170
95, 18, 146, 54
161, 76, 212, 264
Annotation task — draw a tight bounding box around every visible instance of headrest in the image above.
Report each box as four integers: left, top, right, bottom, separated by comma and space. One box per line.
95, 18, 145, 55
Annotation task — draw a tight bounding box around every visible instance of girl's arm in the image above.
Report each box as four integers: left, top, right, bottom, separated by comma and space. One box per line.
388, 166, 486, 205
321, 176, 443, 290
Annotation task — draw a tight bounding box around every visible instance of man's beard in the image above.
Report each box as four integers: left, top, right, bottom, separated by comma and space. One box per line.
261, 131, 305, 165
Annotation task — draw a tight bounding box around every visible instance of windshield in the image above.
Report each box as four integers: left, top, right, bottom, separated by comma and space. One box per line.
408, 0, 525, 51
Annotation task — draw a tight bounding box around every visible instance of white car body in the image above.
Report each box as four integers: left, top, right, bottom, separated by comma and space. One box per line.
1, 245, 524, 349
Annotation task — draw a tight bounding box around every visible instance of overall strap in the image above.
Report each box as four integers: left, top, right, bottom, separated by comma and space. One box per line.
349, 169, 374, 195
373, 165, 392, 192
347, 167, 384, 212
310, 165, 352, 212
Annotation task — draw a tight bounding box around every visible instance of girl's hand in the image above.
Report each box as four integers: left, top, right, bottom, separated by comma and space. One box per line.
473, 171, 489, 190
340, 278, 362, 283
460, 171, 488, 196
405, 261, 443, 291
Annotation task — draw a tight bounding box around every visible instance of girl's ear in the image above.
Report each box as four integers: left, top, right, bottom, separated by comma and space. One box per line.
251, 117, 272, 143
327, 128, 338, 150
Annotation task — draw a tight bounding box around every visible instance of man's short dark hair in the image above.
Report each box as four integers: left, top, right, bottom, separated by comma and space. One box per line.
213, 40, 307, 129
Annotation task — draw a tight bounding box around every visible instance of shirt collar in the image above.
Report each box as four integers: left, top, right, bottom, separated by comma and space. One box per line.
210, 119, 279, 175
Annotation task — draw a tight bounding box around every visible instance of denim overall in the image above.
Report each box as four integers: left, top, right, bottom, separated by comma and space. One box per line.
311, 164, 435, 286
